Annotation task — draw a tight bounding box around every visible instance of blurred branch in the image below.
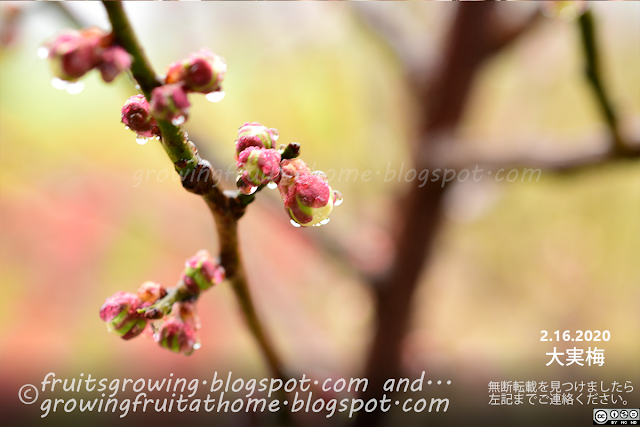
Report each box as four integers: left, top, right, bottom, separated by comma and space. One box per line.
101, 1, 288, 389
422, 134, 640, 173
356, 4, 541, 427
578, 10, 629, 155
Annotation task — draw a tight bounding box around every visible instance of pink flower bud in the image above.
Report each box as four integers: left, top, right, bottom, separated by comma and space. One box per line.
98, 46, 132, 83
235, 122, 279, 155
278, 159, 339, 227
149, 84, 191, 125
137, 281, 167, 304
121, 94, 160, 137
153, 302, 200, 355
99, 291, 147, 340
182, 250, 225, 294
44, 28, 105, 81
165, 48, 226, 94
237, 148, 281, 191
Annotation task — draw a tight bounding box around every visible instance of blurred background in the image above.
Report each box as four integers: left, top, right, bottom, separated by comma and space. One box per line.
0, 2, 638, 426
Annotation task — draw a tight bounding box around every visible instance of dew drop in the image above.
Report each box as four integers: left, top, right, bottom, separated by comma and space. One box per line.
51, 77, 68, 90
155, 135, 161, 140
319, 217, 331, 225
267, 182, 278, 190
290, 219, 301, 228
135, 84, 141, 90
124, 126, 130, 130
37, 46, 49, 59
66, 81, 85, 95
171, 115, 186, 126
247, 186, 258, 195
136, 135, 150, 145
311, 170, 327, 180
333, 190, 343, 206
193, 343, 202, 350
205, 90, 225, 102
270, 128, 279, 141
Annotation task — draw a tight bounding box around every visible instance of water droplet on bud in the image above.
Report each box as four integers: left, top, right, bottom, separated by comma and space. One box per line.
247, 186, 258, 195
136, 135, 150, 145
66, 81, 84, 95
319, 218, 331, 225
270, 128, 279, 141
193, 343, 201, 350
205, 91, 225, 102
37, 46, 49, 59
333, 190, 343, 206
267, 182, 278, 190
311, 170, 327, 180
51, 77, 68, 90
171, 116, 186, 126
290, 219, 301, 228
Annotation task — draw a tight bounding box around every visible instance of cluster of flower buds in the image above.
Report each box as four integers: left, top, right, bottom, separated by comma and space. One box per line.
41, 27, 131, 83
99, 250, 224, 355
234, 122, 342, 227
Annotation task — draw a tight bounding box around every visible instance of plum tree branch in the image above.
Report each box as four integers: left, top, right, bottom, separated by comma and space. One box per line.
101, 1, 287, 385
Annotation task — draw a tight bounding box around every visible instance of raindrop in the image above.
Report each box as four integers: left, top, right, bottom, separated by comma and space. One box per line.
270, 128, 279, 141
278, 144, 286, 151
155, 135, 161, 140
136, 135, 150, 145
37, 46, 49, 59
193, 343, 202, 350
66, 81, 84, 95
205, 91, 225, 102
135, 84, 141, 90
311, 170, 327, 180
267, 182, 278, 190
333, 190, 343, 206
171, 116, 185, 126
247, 186, 258, 195
51, 77, 68, 90
124, 126, 130, 130
290, 219, 301, 228
319, 218, 330, 225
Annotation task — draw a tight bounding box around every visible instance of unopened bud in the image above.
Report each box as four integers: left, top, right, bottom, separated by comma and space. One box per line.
44, 28, 106, 81
99, 291, 147, 340
149, 84, 191, 125
121, 94, 160, 137
182, 250, 225, 294
165, 48, 226, 94
137, 281, 167, 304
236, 122, 279, 155
98, 46, 132, 83
153, 301, 199, 355
237, 148, 281, 190
278, 159, 338, 227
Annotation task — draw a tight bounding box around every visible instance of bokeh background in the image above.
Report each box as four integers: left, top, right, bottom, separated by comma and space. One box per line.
0, 2, 638, 426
